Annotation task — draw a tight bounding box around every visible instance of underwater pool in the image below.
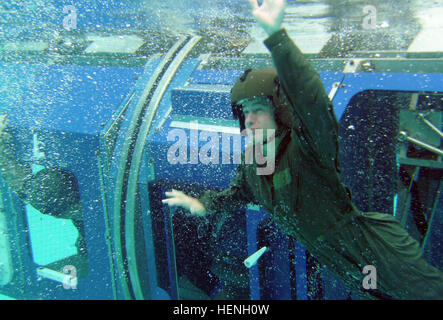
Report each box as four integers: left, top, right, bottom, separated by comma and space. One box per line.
0, 0, 442, 301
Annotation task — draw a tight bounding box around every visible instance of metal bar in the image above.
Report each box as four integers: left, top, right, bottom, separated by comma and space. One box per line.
0, 210, 13, 286
96, 154, 117, 300
328, 82, 342, 101
111, 36, 190, 300
398, 167, 420, 228
421, 182, 442, 250
398, 156, 443, 169
418, 113, 443, 139
409, 93, 419, 110
399, 131, 443, 156
36, 267, 77, 289
163, 205, 179, 300
169, 120, 240, 134
125, 35, 202, 300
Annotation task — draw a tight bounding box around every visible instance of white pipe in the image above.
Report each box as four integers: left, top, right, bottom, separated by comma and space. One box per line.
406, 136, 443, 156
243, 246, 269, 268
36, 267, 77, 289
418, 113, 443, 139
399, 131, 443, 156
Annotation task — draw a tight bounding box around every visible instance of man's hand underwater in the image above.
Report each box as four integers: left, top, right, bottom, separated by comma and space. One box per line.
162, 189, 207, 216
248, 0, 286, 36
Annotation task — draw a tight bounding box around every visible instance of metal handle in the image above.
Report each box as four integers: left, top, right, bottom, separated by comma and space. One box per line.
399, 131, 443, 156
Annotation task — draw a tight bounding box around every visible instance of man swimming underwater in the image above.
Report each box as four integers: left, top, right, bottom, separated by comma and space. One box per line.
163, 0, 443, 299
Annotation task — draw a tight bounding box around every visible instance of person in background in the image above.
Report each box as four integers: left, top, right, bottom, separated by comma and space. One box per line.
0, 113, 88, 276
0, 113, 240, 299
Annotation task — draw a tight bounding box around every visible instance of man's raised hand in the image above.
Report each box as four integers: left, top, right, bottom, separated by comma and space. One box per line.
248, 0, 286, 36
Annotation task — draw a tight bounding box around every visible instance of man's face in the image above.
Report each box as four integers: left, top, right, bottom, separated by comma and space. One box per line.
241, 97, 277, 144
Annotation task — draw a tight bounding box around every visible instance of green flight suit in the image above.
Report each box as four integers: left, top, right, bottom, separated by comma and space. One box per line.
199, 29, 443, 299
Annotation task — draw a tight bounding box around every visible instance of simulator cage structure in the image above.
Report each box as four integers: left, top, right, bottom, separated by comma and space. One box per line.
0, 34, 442, 300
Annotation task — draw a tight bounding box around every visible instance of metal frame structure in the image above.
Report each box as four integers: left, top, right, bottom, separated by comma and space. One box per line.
0, 34, 441, 299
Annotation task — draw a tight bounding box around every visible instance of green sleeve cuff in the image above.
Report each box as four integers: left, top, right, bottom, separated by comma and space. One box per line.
263, 28, 290, 51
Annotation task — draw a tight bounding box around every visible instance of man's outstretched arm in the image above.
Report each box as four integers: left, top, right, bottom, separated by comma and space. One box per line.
162, 164, 255, 217
250, 0, 340, 169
